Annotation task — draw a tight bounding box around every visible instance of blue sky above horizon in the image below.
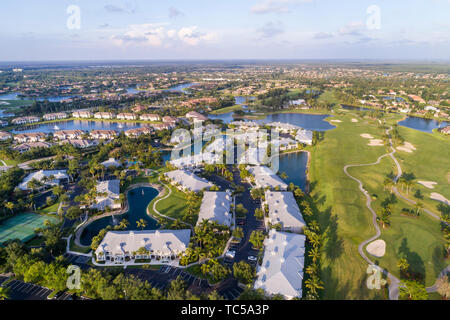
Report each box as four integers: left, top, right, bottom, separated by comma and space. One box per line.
0, 0, 449, 61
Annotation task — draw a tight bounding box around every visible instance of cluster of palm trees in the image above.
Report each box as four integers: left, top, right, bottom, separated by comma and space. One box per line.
180, 220, 230, 266
295, 190, 324, 299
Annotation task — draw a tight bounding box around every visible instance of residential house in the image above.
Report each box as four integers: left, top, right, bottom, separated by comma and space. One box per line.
72, 111, 93, 118
13, 141, 52, 153
90, 130, 117, 140
164, 169, 213, 192
54, 130, 84, 140
264, 191, 306, 232
197, 191, 233, 227
18, 170, 69, 191
91, 179, 121, 211
254, 230, 306, 299
95, 229, 191, 265
140, 114, 160, 122
117, 113, 137, 121
14, 132, 47, 143
43, 112, 68, 121
12, 116, 40, 125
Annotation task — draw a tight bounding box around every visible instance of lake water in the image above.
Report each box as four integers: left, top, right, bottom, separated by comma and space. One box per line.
257, 113, 335, 131
12, 120, 145, 134
398, 116, 449, 133
278, 151, 308, 190
341, 104, 372, 112
235, 96, 256, 105
208, 112, 335, 131
165, 83, 197, 93
0, 92, 78, 102
80, 186, 159, 246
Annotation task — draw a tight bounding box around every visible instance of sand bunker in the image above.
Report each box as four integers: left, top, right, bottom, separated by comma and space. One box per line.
360, 134, 374, 139
368, 139, 384, 146
330, 120, 342, 123
396, 142, 416, 153
352, 118, 358, 122
366, 239, 386, 258
430, 193, 449, 205
417, 181, 437, 189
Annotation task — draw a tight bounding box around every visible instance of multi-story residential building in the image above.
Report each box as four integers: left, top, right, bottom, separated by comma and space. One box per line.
72, 111, 93, 118
117, 113, 137, 120
140, 113, 161, 122
53, 130, 84, 140
90, 130, 117, 140
94, 112, 115, 120
43, 112, 68, 121
14, 132, 47, 143
12, 116, 40, 125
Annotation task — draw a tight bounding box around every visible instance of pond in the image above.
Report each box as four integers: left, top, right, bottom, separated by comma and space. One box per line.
277, 151, 308, 190
79, 186, 159, 246
208, 112, 335, 131
340, 104, 372, 112
12, 119, 145, 134
257, 113, 335, 131
165, 83, 198, 93
398, 116, 449, 133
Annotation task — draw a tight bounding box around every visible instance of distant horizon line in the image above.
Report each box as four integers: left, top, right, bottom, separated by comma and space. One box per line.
1, 58, 449, 65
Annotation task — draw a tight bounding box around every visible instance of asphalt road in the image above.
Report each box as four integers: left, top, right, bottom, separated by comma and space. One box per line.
0, 276, 73, 300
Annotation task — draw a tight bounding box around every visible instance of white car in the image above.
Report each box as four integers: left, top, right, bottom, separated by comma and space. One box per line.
226, 250, 236, 259
248, 255, 257, 262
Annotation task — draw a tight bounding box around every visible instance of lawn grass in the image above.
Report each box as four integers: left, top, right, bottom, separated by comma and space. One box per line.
149, 183, 189, 221
309, 112, 390, 299
348, 155, 448, 287
393, 125, 450, 216
37, 202, 60, 215
69, 236, 91, 254
209, 105, 243, 115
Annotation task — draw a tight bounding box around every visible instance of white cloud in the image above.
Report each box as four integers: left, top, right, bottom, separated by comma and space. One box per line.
178, 26, 216, 46
251, 0, 312, 14
112, 24, 216, 47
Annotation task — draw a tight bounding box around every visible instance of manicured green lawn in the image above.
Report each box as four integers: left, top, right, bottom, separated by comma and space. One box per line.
37, 202, 60, 214
309, 112, 390, 299
209, 105, 242, 114
393, 126, 450, 215
149, 183, 189, 221
348, 155, 448, 287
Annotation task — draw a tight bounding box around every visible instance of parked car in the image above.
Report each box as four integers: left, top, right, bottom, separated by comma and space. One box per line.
225, 250, 236, 259
248, 255, 257, 262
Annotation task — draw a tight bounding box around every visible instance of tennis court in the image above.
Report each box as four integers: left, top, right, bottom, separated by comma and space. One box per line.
0, 212, 59, 244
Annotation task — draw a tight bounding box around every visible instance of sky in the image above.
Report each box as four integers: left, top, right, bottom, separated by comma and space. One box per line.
0, 0, 449, 61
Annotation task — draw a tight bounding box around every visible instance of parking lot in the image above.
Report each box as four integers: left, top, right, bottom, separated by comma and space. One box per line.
0, 277, 73, 300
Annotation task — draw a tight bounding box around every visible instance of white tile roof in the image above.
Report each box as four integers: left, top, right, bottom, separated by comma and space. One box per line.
248, 166, 287, 190
165, 170, 213, 192
91, 180, 121, 210
255, 230, 306, 299
95, 229, 191, 256
265, 191, 305, 231
197, 192, 232, 227
101, 158, 122, 168
295, 129, 313, 145
18, 170, 68, 190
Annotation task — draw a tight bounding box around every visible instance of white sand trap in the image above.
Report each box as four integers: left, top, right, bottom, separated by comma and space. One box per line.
417, 181, 437, 189
366, 239, 386, 258
330, 120, 342, 123
430, 193, 449, 205
396, 142, 416, 153
352, 118, 358, 122
360, 134, 374, 139
368, 139, 384, 146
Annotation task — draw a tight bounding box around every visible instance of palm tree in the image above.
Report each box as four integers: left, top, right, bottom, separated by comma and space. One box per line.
397, 258, 410, 275
0, 286, 10, 300
414, 201, 424, 215
136, 219, 147, 230
304, 275, 324, 295
5, 202, 14, 215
